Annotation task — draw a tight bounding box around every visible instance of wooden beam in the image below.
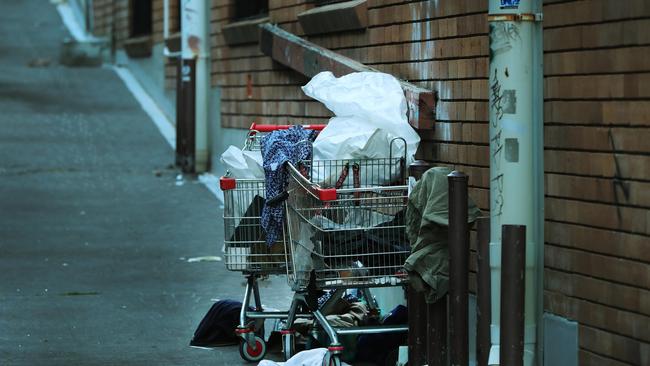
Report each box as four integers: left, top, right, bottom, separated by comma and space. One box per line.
259, 23, 436, 129
223, 17, 269, 46
298, 0, 368, 36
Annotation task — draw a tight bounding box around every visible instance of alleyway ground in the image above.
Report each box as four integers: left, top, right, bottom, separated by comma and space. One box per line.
0, 1, 289, 365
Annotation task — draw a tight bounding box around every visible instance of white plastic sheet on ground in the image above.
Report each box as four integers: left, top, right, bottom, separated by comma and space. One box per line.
220, 145, 264, 179
303, 71, 420, 185
258, 348, 351, 366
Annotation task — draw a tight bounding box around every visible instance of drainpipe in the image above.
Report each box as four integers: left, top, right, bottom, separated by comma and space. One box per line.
487, 0, 543, 365
181, 0, 210, 172
163, 0, 181, 57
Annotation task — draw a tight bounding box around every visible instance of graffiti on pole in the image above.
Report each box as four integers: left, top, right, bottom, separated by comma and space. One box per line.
490, 69, 505, 217
489, 22, 520, 60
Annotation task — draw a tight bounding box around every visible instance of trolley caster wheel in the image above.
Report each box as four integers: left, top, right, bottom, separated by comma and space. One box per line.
322, 352, 341, 366
239, 335, 267, 363
282, 332, 295, 361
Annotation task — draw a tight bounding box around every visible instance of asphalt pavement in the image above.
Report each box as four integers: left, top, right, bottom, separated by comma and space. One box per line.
0, 1, 289, 365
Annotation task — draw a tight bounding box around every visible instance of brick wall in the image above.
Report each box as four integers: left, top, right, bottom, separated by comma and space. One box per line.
211, 0, 650, 365
92, 0, 113, 37
93, 0, 177, 91
211, 0, 329, 128
90, 0, 650, 363
541, 1, 650, 364
153, 0, 164, 43
112, 0, 129, 47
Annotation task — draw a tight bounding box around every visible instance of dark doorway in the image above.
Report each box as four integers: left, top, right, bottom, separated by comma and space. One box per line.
131, 0, 153, 37
233, 0, 268, 21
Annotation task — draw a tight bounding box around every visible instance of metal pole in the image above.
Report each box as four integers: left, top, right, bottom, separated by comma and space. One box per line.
487, 1, 543, 364
193, 0, 210, 172
179, 0, 210, 173
427, 296, 448, 366
500, 225, 526, 366
177, 57, 196, 172
448, 171, 469, 366
175, 57, 182, 166
476, 217, 491, 366
407, 288, 427, 366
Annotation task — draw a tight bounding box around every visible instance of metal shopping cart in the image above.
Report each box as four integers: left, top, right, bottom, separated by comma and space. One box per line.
282, 139, 411, 366
219, 123, 324, 362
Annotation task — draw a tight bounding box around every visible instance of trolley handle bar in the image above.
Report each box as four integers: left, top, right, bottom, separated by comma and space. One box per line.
220, 177, 237, 191
249, 123, 326, 133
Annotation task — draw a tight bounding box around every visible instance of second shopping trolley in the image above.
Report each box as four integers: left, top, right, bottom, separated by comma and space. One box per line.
220, 123, 324, 362
281, 139, 411, 366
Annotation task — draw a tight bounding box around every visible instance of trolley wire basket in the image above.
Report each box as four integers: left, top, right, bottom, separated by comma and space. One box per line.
220, 123, 326, 275
284, 139, 410, 290
221, 177, 289, 274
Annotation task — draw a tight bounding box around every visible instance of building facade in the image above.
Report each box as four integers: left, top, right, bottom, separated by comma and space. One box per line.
87, 0, 650, 365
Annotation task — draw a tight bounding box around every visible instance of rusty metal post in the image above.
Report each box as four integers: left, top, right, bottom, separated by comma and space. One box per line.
500, 225, 526, 366
175, 57, 183, 167
176, 58, 196, 173
476, 217, 491, 366
408, 288, 427, 366
448, 171, 469, 366
427, 296, 448, 366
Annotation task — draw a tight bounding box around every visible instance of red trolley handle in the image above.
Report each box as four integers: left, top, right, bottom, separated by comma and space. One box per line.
249, 123, 326, 132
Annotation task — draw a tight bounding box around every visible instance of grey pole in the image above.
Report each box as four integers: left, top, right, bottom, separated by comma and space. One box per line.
476, 217, 491, 366
487, 1, 544, 363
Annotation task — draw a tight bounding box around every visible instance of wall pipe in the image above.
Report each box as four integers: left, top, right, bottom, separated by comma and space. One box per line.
487, 0, 543, 365
163, 0, 169, 38
448, 171, 469, 366
163, 0, 181, 57
476, 217, 491, 366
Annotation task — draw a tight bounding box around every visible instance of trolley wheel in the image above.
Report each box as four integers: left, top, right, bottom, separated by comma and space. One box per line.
282, 333, 295, 361
238, 335, 266, 363
322, 352, 341, 366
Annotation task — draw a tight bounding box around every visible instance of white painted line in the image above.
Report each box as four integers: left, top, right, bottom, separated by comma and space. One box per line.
113, 66, 226, 205
54, 1, 91, 42
198, 173, 225, 205
111, 66, 176, 149
54, 0, 224, 206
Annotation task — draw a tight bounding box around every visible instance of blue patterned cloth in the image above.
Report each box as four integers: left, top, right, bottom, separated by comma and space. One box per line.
261, 126, 317, 246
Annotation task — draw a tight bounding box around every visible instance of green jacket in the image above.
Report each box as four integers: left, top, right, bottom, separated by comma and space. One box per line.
404, 167, 481, 303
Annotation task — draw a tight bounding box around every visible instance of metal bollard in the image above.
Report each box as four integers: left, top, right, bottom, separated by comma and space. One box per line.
500, 225, 526, 366
476, 217, 491, 366
427, 296, 448, 366
448, 171, 469, 366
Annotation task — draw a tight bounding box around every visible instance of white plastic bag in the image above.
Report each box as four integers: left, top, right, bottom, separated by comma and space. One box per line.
302, 71, 420, 165
258, 348, 351, 366
220, 145, 264, 179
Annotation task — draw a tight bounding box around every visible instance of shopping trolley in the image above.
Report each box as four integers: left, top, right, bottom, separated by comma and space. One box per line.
219, 123, 325, 362
281, 139, 411, 366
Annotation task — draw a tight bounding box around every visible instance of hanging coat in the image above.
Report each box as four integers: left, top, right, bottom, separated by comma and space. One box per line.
404, 167, 481, 303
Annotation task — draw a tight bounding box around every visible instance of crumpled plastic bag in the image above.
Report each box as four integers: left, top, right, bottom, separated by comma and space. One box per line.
302, 71, 420, 174
258, 348, 351, 366
220, 145, 264, 179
